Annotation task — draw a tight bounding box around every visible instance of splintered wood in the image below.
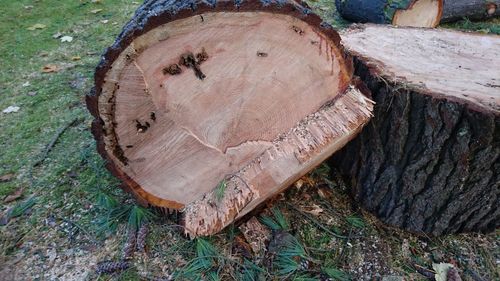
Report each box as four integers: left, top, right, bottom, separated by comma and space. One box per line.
182, 86, 374, 236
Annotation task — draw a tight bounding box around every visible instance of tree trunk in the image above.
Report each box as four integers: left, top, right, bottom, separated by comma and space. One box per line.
441, 0, 499, 23
331, 24, 500, 235
335, 0, 443, 27
86, 0, 374, 237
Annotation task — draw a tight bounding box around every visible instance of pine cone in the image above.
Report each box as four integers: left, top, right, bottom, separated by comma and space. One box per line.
96, 260, 129, 275
122, 228, 137, 260
136, 223, 148, 252
299, 258, 310, 271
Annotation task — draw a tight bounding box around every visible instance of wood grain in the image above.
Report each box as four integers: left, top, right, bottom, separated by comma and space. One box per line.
87, 1, 370, 236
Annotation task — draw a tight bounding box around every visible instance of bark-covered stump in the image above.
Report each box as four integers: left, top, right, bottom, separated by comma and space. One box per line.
86, 0, 374, 237
331, 25, 500, 235
441, 0, 499, 23
335, 0, 443, 28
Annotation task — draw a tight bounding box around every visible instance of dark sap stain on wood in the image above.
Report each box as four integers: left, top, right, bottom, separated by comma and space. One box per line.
257, 51, 268, 57
163, 64, 182, 75
292, 25, 304, 35
135, 119, 150, 133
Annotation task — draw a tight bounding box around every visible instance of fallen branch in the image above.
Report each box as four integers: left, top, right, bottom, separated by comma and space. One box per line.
28, 118, 81, 188
33, 118, 81, 167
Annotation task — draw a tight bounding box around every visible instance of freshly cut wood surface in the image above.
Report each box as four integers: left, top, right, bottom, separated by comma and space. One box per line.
332, 24, 500, 235
87, 0, 373, 236
392, 0, 442, 27
335, 0, 443, 28
183, 84, 374, 236
341, 25, 500, 114
441, 0, 499, 23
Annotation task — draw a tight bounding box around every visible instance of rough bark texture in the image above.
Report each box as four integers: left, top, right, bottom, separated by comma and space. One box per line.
332, 25, 500, 235
335, 0, 443, 27
441, 0, 500, 23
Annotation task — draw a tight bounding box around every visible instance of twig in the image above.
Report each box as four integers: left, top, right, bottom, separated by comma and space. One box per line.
285, 202, 348, 239
28, 118, 80, 188
338, 227, 353, 263
33, 118, 81, 167
414, 263, 436, 280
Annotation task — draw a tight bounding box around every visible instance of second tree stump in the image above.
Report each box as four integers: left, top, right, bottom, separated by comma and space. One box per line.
332, 25, 500, 235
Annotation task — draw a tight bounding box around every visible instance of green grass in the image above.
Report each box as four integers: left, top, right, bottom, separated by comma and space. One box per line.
0, 0, 140, 267
442, 17, 500, 34
0, 1, 499, 280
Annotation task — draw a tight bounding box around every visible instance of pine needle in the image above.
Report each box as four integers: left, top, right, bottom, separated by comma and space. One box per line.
196, 238, 218, 268
9, 196, 36, 218
127, 205, 155, 231
214, 179, 227, 202
346, 216, 365, 229
239, 259, 265, 281
323, 267, 350, 281
260, 207, 289, 231
271, 207, 290, 231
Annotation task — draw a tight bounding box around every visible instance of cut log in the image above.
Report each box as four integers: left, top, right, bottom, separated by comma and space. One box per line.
86, 0, 374, 237
441, 0, 499, 23
331, 24, 500, 235
335, 0, 443, 27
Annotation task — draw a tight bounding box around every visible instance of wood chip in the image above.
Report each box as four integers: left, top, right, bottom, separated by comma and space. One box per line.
239, 217, 271, 262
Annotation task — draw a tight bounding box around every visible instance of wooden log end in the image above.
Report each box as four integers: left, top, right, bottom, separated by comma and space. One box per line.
335, 0, 443, 28
87, 0, 371, 236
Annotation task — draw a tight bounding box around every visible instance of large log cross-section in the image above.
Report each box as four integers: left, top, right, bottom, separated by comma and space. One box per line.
87, 0, 374, 237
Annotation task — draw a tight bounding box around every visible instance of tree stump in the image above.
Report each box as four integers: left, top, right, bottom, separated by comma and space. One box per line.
441, 0, 499, 23
335, 0, 443, 28
331, 24, 500, 235
86, 0, 374, 237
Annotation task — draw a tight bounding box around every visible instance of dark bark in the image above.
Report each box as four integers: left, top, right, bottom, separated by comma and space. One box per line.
330, 59, 500, 235
335, 0, 414, 24
441, 0, 500, 23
